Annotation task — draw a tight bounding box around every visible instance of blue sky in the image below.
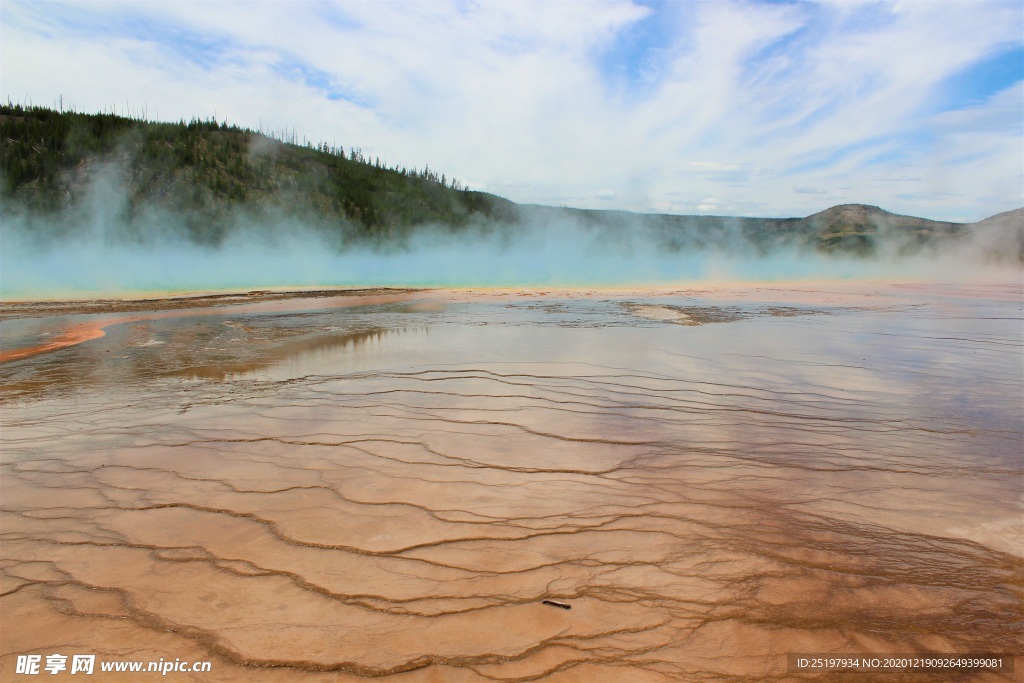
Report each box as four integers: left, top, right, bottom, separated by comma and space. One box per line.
2, 0, 1021, 221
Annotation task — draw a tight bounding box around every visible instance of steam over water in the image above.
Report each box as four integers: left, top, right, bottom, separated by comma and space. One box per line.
3, 203, 1021, 298
1, 283, 1021, 681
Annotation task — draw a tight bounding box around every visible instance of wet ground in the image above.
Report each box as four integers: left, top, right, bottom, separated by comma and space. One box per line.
1, 283, 1021, 681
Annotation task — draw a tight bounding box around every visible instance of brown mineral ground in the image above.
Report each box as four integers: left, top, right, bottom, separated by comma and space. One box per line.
0, 289, 421, 364
1, 283, 1021, 682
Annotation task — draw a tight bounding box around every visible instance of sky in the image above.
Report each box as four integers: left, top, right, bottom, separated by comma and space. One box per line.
1, 0, 1022, 222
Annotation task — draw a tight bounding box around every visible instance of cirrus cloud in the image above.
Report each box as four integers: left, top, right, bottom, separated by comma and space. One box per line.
1, 0, 1020, 222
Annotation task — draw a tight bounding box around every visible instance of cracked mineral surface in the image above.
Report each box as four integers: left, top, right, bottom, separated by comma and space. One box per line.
1, 284, 1021, 681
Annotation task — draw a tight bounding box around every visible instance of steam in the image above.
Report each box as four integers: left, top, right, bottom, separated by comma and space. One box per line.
1, 165, 1020, 300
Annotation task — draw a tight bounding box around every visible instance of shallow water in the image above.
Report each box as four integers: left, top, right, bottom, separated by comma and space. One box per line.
1, 284, 1021, 681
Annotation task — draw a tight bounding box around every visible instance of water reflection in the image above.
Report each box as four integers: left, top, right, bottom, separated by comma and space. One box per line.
0, 307, 420, 399
169, 328, 408, 381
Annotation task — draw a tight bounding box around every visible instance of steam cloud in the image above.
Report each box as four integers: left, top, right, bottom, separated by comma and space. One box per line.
1, 166, 1020, 299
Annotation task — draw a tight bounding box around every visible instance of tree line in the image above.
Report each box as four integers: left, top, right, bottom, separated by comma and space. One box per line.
0, 103, 516, 242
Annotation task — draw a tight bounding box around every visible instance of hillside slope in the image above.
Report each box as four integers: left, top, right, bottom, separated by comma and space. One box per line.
0, 104, 518, 244
2, 104, 1019, 259
961, 207, 1024, 263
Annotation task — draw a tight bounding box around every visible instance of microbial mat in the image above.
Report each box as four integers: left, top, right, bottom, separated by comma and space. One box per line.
1, 283, 1021, 681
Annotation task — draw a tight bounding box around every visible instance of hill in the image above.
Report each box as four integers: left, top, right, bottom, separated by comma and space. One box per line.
0, 104, 518, 245
961, 207, 1024, 263
1, 104, 1019, 259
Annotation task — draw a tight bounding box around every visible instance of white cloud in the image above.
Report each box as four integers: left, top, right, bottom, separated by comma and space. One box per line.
1, 0, 1020, 222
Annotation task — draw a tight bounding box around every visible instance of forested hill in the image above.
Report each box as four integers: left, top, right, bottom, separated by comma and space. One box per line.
1, 104, 1020, 260
0, 104, 518, 243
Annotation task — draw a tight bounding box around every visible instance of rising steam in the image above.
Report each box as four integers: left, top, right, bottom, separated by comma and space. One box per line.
1, 164, 1020, 299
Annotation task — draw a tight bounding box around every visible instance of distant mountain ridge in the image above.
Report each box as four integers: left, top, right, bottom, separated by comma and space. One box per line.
2, 104, 1020, 261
